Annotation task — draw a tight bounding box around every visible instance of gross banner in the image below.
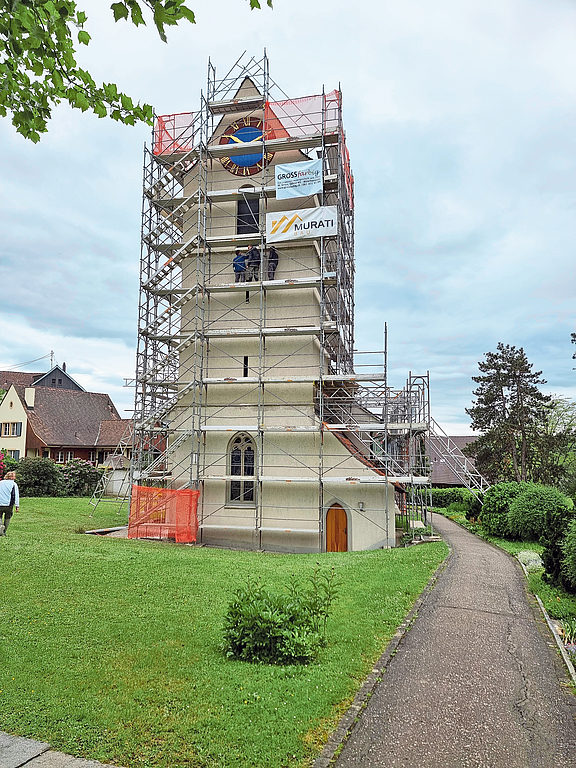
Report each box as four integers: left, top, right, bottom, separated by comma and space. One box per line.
266, 206, 338, 243
275, 159, 323, 200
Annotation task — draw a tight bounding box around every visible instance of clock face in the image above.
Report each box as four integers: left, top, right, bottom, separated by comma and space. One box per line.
219, 117, 274, 176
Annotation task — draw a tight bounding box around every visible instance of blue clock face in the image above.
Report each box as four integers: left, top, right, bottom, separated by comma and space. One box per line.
219, 118, 274, 176
227, 125, 264, 167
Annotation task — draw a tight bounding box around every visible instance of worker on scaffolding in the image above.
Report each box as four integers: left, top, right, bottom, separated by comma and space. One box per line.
246, 245, 261, 282
267, 245, 279, 281
233, 249, 247, 283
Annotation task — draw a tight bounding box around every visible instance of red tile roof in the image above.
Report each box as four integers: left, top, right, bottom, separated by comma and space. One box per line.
15, 385, 121, 447
0, 371, 43, 389
96, 420, 133, 447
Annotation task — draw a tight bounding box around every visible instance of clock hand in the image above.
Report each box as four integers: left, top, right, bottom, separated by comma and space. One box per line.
228, 133, 263, 144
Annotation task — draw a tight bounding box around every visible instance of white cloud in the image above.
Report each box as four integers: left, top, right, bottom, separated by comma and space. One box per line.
2, 0, 576, 436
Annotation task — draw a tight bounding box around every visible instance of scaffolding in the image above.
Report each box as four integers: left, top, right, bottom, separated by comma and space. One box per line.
130, 53, 436, 551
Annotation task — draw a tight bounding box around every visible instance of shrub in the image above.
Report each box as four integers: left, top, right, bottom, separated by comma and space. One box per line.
507, 485, 558, 541
16, 458, 64, 496
466, 493, 483, 521
446, 501, 469, 517
561, 518, 576, 593
222, 567, 338, 665
0, 451, 19, 473
428, 487, 474, 509
480, 482, 532, 537
541, 490, 575, 589
59, 459, 103, 496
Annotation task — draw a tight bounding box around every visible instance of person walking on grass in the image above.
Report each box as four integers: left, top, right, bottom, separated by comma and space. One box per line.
0, 471, 19, 536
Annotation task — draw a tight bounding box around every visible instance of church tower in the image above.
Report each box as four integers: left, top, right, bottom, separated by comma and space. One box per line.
131, 54, 431, 552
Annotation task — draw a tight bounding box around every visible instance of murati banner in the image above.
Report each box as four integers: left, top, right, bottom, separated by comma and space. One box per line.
275, 159, 323, 200
266, 206, 338, 243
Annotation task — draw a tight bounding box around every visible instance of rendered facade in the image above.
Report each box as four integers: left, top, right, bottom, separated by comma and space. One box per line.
131, 55, 432, 552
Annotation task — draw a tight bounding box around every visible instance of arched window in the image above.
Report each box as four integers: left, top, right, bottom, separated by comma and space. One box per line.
228, 433, 256, 504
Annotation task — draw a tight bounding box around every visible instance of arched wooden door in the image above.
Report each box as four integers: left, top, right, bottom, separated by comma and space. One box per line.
326, 504, 348, 552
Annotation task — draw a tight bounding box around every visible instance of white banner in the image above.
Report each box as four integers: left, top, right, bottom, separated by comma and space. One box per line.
275, 159, 323, 200
266, 206, 338, 243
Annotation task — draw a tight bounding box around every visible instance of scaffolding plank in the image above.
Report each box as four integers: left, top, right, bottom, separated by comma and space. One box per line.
206, 274, 336, 293
202, 373, 387, 383
204, 324, 336, 338
208, 96, 265, 114
199, 524, 318, 534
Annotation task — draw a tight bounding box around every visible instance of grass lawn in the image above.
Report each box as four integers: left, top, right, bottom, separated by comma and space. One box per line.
0, 498, 448, 768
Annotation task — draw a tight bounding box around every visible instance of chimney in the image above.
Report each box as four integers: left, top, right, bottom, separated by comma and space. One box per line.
62, 362, 66, 372
24, 388, 35, 408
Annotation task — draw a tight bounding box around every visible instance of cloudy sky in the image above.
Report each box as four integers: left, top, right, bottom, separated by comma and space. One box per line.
2, 0, 576, 433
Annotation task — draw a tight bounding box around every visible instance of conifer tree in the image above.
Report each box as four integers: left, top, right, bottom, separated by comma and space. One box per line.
465, 343, 550, 483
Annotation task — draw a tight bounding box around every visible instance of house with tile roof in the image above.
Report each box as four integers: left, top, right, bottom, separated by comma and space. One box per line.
0, 369, 132, 466
0, 364, 83, 393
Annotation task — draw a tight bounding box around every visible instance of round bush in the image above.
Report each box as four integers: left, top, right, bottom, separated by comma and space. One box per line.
59, 458, 103, 496
480, 482, 532, 537
561, 518, 576, 593
507, 485, 561, 541
16, 457, 64, 497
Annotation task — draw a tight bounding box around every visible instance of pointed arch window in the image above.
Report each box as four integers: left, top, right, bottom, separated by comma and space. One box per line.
228, 433, 256, 504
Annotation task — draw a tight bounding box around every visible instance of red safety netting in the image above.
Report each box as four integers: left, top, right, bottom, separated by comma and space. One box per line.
264, 90, 340, 140
153, 112, 197, 156
152, 90, 353, 206
128, 485, 199, 543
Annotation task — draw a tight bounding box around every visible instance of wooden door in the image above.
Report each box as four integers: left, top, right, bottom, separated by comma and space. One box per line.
326, 504, 348, 552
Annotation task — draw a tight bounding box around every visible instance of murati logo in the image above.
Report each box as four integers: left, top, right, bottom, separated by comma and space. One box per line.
270, 213, 302, 235
270, 213, 336, 235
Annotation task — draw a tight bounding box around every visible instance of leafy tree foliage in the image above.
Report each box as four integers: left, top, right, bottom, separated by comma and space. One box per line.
528, 397, 576, 490
0, 0, 271, 141
465, 343, 551, 483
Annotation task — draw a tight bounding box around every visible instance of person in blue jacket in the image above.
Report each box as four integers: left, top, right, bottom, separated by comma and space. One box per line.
0, 471, 19, 536
233, 249, 247, 282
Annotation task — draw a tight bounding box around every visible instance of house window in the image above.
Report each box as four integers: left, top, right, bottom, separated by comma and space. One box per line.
51, 378, 56, 385
55, 451, 65, 463
2, 422, 22, 437
6, 450, 19, 460
88, 451, 96, 463
237, 199, 259, 234
58, 379, 62, 386
228, 433, 255, 504
66, 451, 74, 462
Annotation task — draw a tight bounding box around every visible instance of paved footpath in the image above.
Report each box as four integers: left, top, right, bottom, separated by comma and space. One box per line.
0, 732, 125, 768
335, 514, 576, 768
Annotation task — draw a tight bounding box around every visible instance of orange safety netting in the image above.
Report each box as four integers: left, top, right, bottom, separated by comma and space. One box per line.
152, 90, 353, 207
153, 112, 196, 156
264, 90, 340, 139
128, 485, 199, 543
